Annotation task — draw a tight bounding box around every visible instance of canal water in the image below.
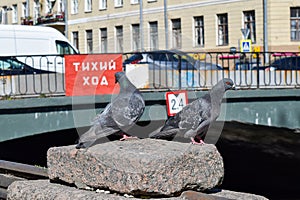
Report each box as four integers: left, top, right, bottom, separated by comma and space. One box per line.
0, 121, 299, 200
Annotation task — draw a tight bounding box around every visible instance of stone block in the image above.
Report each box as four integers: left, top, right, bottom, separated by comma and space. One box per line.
7, 180, 180, 200
7, 180, 268, 200
47, 138, 224, 196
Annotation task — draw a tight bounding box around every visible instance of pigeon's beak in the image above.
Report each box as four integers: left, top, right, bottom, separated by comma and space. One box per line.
232, 84, 237, 90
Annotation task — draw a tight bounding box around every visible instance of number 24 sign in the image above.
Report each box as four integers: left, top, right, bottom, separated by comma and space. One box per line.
165, 90, 188, 116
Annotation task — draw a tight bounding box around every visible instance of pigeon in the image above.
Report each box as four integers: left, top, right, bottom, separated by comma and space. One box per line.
149, 78, 235, 144
76, 71, 145, 149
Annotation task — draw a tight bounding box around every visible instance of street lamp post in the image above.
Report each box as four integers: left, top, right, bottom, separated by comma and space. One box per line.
25, 0, 30, 18
64, 0, 68, 37
139, 0, 144, 50
263, 0, 269, 64
164, 0, 168, 49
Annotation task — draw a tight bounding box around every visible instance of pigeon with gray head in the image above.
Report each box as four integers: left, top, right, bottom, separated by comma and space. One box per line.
149, 78, 235, 144
76, 71, 145, 149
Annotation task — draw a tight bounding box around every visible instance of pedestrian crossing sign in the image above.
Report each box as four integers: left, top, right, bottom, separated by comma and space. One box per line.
240, 39, 252, 52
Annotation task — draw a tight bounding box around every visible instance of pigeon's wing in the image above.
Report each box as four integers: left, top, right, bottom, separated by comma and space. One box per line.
111, 91, 145, 128
92, 103, 119, 128
177, 100, 203, 129
184, 118, 211, 139
126, 91, 145, 123
178, 97, 212, 136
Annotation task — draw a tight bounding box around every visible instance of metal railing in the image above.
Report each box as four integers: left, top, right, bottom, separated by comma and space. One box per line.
123, 51, 300, 90
0, 55, 65, 97
0, 52, 299, 97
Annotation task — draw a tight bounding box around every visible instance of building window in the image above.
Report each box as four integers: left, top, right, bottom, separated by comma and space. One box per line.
115, 0, 123, 7
86, 30, 93, 53
12, 4, 18, 24
131, 0, 139, 4
85, 0, 92, 12
132, 24, 140, 51
99, 0, 107, 10
291, 7, 300, 41
57, 0, 64, 13
71, 0, 78, 14
0, 8, 6, 24
72, 31, 79, 50
217, 13, 228, 46
116, 26, 123, 52
149, 21, 158, 50
22, 2, 26, 18
194, 16, 204, 47
33, 0, 41, 23
172, 19, 181, 49
45, 0, 51, 14
243, 10, 256, 43
100, 28, 107, 53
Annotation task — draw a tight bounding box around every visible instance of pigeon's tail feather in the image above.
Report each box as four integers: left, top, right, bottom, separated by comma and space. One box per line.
148, 127, 162, 138
76, 140, 95, 149
149, 128, 179, 140
164, 116, 180, 128
76, 126, 119, 149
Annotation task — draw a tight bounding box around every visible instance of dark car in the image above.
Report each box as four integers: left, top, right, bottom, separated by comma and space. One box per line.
234, 61, 267, 70
267, 56, 300, 71
123, 50, 223, 70
0, 57, 54, 75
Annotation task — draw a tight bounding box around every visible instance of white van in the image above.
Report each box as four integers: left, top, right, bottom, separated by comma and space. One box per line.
0, 25, 79, 73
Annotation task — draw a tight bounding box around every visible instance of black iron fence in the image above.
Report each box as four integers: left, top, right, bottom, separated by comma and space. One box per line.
0, 52, 299, 97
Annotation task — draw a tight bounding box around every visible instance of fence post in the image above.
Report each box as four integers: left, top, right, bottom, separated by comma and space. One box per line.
256, 52, 260, 88
178, 55, 182, 89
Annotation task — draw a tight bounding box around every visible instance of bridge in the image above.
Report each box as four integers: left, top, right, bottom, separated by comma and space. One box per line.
0, 51, 299, 143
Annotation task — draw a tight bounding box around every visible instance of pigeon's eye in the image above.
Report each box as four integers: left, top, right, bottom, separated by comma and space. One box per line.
226, 81, 231, 85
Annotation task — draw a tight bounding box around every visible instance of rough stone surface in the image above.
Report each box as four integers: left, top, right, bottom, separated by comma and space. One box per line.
210, 190, 269, 200
6, 180, 180, 200
47, 138, 224, 196
7, 180, 269, 200
180, 190, 269, 200
180, 190, 231, 200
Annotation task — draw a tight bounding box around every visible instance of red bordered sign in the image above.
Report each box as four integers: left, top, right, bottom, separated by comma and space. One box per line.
165, 90, 188, 116
65, 54, 122, 96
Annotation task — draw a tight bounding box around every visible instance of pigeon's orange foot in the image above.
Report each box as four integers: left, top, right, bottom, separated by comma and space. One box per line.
120, 134, 139, 141
190, 137, 205, 145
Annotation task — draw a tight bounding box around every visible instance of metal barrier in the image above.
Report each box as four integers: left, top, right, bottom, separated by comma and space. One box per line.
0, 55, 65, 97
0, 52, 299, 97
123, 51, 300, 90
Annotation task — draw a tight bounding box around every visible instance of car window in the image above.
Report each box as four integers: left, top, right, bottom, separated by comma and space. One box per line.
0, 58, 23, 70
169, 54, 179, 62
152, 53, 168, 61
0, 59, 12, 70
56, 40, 78, 55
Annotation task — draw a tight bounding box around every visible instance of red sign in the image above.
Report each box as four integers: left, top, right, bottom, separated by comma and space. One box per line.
165, 90, 188, 116
65, 54, 122, 96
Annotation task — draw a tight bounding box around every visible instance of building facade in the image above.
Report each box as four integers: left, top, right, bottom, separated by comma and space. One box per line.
1, 0, 300, 53
0, 0, 65, 33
